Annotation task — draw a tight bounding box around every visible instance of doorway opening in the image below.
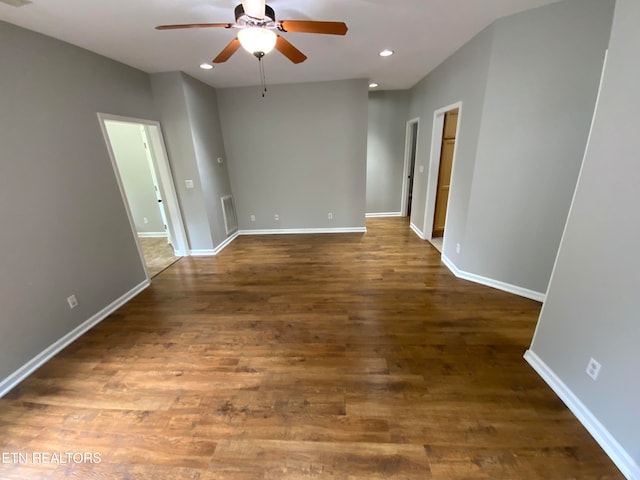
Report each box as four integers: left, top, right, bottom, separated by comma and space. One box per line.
424, 102, 462, 253
98, 114, 189, 278
401, 118, 420, 217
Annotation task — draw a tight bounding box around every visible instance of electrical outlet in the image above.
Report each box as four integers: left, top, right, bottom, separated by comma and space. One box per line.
250, 214, 256, 222
67, 294, 78, 309
586, 357, 601, 381
328, 212, 333, 220
419, 165, 424, 173
143, 217, 149, 224
184, 179, 194, 189
274, 214, 279, 221
456, 243, 461, 254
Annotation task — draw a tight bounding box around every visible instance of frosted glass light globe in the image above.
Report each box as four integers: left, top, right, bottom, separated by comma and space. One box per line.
238, 27, 277, 55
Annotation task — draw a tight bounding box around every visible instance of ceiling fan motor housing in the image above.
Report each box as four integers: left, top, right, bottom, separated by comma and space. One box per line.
234, 4, 276, 25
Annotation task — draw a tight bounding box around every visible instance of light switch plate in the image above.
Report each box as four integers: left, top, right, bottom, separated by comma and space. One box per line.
185, 180, 194, 189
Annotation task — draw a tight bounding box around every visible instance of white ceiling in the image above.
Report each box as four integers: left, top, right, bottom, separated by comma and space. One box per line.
1, 0, 562, 90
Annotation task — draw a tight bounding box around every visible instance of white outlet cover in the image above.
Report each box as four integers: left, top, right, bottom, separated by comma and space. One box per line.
185, 180, 194, 189
586, 358, 602, 381
250, 215, 256, 222
67, 295, 78, 309
419, 165, 424, 173
274, 214, 279, 221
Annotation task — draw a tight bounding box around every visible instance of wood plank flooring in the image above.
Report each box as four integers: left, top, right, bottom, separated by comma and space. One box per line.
0, 218, 623, 479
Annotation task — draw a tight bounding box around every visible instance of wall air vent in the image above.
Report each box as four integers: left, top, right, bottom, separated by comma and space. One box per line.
221, 195, 238, 235
0, 0, 32, 7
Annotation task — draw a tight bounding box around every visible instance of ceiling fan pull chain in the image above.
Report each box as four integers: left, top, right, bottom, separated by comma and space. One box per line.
258, 56, 267, 97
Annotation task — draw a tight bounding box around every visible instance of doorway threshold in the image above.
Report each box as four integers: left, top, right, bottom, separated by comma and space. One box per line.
429, 236, 443, 253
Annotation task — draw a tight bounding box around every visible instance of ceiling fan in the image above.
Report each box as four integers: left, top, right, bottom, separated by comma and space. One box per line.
155, 0, 348, 64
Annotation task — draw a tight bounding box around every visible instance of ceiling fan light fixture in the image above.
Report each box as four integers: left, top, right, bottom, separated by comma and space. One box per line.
200, 63, 213, 70
369, 83, 379, 88
379, 49, 394, 57
238, 27, 277, 56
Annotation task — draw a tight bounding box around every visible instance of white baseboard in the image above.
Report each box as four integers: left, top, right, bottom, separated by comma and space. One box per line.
189, 250, 217, 256
366, 212, 402, 218
189, 227, 368, 255
190, 232, 239, 256
137, 232, 167, 238
410, 223, 425, 239
214, 231, 238, 254
524, 350, 639, 480
441, 254, 546, 302
238, 227, 367, 235
0, 279, 150, 398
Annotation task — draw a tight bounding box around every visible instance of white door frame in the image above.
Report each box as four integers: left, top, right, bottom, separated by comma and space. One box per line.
423, 102, 462, 251
97, 113, 189, 265
401, 117, 420, 217
139, 125, 172, 245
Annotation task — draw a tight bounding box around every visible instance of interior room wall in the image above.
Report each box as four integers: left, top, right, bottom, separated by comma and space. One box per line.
528, 0, 640, 474
217, 79, 369, 232
460, 0, 615, 295
150, 72, 215, 251
0, 20, 155, 384
408, 25, 494, 241
105, 121, 165, 235
181, 74, 234, 247
150, 72, 234, 252
408, 0, 614, 298
366, 90, 410, 215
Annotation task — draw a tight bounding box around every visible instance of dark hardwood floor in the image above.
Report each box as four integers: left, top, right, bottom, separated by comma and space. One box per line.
0, 218, 623, 479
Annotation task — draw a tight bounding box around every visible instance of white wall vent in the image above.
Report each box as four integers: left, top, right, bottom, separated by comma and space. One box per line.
221, 195, 238, 235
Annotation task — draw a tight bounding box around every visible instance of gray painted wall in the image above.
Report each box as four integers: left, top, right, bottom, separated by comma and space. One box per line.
0, 21, 154, 381
150, 72, 214, 250
217, 80, 369, 231
182, 75, 234, 247
530, 0, 640, 467
408, 26, 494, 244
105, 121, 165, 234
366, 90, 410, 214
408, 0, 613, 296
461, 0, 614, 294
150, 72, 233, 251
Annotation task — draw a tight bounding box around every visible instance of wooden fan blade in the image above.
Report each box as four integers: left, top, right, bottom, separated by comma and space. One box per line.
275, 35, 307, 64
279, 20, 348, 35
213, 38, 241, 63
156, 23, 232, 30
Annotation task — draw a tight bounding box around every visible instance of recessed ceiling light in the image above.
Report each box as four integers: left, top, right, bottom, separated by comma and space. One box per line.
200, 63, 213, 70
379, 49, 394, 57
369, 83, 379, 88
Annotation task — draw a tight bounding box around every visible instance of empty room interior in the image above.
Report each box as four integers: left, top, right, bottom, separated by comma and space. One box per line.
0, 0, 638, 478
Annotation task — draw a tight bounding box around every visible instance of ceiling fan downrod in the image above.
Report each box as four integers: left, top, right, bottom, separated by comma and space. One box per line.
235, 3, 276, 26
